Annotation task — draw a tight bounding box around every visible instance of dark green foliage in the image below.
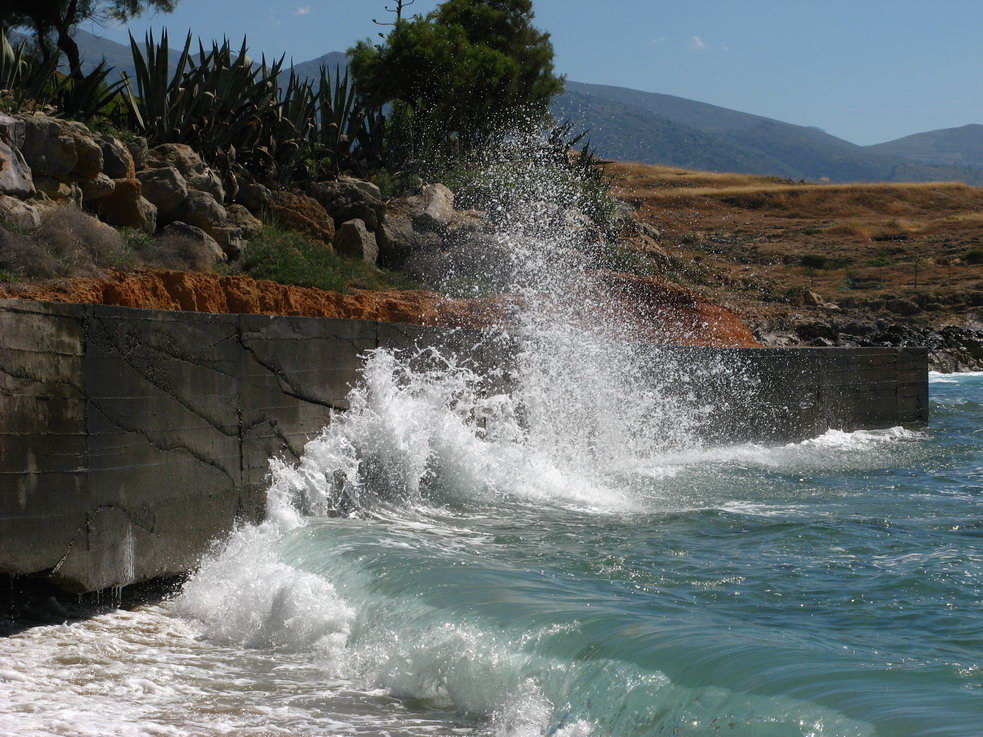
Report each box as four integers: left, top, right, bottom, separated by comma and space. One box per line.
800, 254, 828, 270
966, 248, 983, 265
122, 32, 384, 185
1, 0, 177, 78
350, 0, 563, 157
243, 226, 418, 293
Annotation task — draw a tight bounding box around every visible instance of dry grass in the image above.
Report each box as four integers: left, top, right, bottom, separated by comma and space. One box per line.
606, 160, 983, 325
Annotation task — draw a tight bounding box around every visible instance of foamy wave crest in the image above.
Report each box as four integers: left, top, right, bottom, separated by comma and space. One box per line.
264, 346, 637, 519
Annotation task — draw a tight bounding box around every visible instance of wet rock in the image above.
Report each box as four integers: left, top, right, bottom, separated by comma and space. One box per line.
411, 183, 456, 233
268, 190, 334, 244
137, 167, 189, 215
377, 212, 441, 269
309, 178, 385, 232
98, 136, 135, 180
334, 218, 378, 264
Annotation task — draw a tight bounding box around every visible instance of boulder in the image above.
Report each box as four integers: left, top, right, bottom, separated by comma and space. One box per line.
338, 175, 382, 201
211, 227, 247, 260
139, 197, 158, 235
93, 178, 155, 233
0, 139, 35, 198
376, 212, 441, 269
19, 115, 103, 182
309, 178, 385, 232
80, 173, 116, 202
411, 183, 457, 233
236, 182, 271, 212
158, 222, 226, 263
0, 194, 42, 229
885, 298, 921, 316
34, 175, 81, 204
98, 135, 136, 180
126, 137, 149, 170
137, 167, 189, 214
334, 218, 378, 264
0, 114, 34, 197
147, 143, 225, 202
169, 190, 228, 239
225, 204, 263, 239
0, 113, 26, 149
268, 190, 335, 244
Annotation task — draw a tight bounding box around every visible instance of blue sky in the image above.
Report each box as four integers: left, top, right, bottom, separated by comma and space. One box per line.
89, 0, 983, 145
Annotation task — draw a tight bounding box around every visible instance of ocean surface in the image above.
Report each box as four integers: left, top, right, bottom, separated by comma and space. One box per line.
0, 368, 980, 737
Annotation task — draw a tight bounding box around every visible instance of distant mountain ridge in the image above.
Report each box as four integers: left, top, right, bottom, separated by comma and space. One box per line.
63, 30, 983, 185
866, 124, 983, 170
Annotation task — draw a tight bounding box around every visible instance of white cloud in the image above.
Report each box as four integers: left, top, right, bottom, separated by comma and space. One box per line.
689, 35, 706, 50
295, 6, 311, 15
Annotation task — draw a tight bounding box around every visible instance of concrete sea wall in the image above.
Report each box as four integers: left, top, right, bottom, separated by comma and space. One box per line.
0, 300, 927, 593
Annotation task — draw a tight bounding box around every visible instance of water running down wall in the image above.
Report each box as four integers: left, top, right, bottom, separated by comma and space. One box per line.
0, 298, 926, 593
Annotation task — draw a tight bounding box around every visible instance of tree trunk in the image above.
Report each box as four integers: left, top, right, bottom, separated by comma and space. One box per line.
55, 23, 81, 78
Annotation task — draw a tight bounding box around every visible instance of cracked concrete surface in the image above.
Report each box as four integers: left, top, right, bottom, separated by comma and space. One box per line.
0, 300, 928, 593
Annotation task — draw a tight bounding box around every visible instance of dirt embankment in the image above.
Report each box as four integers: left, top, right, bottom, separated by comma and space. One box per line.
1, 269, 758, 348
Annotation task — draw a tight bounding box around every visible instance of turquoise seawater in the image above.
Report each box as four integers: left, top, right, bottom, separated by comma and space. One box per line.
1, 369, 979, 737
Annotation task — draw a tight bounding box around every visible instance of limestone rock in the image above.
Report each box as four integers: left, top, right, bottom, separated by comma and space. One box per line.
139, 197, 158, 235
137, 167, 189, 214
35, 176, 81, 204
411, 183, 456, 233
0, 114, 34, 197
93, 178, 154, 232
376, 202, 440, 269
0, 139, 34, 198
19, 115, 103, 182
236, 182, 270, 212
126, 137, 149, 170
211, 227, 247, 260
334, 218, 378, 264
0, 113, 26, 149
225, 204, 262, 239
170, 190, 228, 239
158, 222, 226, 263
268, 190, 334, 244
80, 173, 116, 202
98, 136, 136, 180
0, 194, 42, 229
338, 175, 382, 201
147, 143, 224, 202
309, 178, 385, 232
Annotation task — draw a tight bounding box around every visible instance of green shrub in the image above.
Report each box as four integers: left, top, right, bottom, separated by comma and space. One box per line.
243, 226, 417, 293
966, 248, 983, 265
800, 253, 828, 269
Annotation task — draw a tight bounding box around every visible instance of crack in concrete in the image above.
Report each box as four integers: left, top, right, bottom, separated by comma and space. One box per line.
87, 314, 239, 438
87, 400, 238, 487
236, 320, 350, 413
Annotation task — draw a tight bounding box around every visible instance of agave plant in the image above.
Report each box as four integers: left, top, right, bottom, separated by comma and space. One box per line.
51, 61, 128, 122
0, 29, 59, 111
